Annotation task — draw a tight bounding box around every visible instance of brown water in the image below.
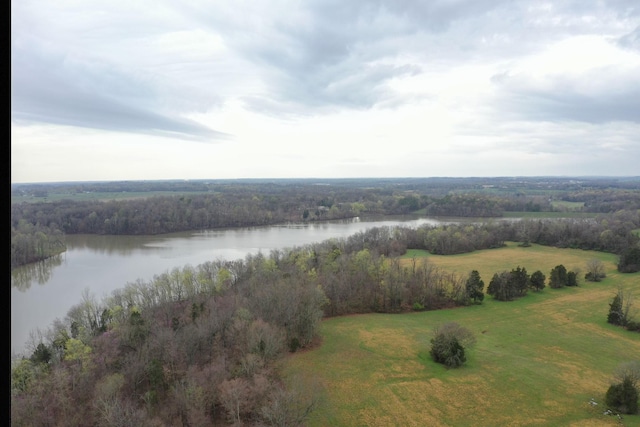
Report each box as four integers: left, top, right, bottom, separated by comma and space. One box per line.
11, 216, 464, 355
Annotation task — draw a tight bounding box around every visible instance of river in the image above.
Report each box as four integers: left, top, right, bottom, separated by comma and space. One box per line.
11, 216, 471, 356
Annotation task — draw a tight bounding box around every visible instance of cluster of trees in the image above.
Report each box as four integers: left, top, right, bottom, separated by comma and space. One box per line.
486, 267, 541, 301
513, 211, 640, 255
424, 194, 504, 217
11, 220, 65, 269
471, 263, 581, 303
605, 361, 640, 415
562, 189, 640, 213
608, 287, 639, 333
618, 247, 640, 273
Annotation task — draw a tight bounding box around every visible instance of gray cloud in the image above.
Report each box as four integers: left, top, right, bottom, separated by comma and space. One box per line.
11, 22, 227, 141
618, 25, 640, 51
491, 66, 640, 124
11, 0, 640, 182
182, 0, 639, 116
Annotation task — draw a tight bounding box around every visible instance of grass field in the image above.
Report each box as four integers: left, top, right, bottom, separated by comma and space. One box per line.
551, 201, 586, 211
11, 191, 211, 204
502, 211, 598, 219
284, 244, 640, 426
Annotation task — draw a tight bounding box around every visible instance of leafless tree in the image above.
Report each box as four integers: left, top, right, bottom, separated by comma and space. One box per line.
585, 258, 606, 282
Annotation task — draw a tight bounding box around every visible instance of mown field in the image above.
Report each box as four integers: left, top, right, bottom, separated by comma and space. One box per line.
284, 243, 640, 426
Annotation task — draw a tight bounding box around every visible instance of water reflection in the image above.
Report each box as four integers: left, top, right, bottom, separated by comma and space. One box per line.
65, 234, 171, 255
12, 254, 63, 291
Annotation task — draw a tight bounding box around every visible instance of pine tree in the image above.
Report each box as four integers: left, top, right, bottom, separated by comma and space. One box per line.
549, 265, 567, 288
608, 293, 624, 326
606, 377, 639, 414
529, 270, 546, 292
465, 270, 484, 304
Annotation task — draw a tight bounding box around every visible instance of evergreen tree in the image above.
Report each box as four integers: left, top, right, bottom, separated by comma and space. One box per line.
465, 270, 485, 304
510, 266, 529, 297
529, 270, 546, 292
429, 322, 474, 368
618, 247, 640, 273
606, 377, 639, 415
430, 334, 466, 368
608, 293, 624, 326
549, 265, 567, 288
566, 271, 578, 287
487, 271, 512, 301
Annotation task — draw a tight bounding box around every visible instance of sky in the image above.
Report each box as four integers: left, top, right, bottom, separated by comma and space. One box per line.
11, 0, 640, 183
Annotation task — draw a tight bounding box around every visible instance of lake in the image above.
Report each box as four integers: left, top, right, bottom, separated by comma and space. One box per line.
11, 216, 472, 356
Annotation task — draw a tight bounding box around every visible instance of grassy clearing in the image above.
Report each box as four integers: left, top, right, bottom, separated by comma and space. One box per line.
284, 244, 640, 426
503, 211, 598, 219
551, 200, 586, 210
11, 191, 209, 204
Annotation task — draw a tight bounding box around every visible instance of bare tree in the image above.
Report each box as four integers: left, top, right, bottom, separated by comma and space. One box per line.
219, 378, 250, 425
261, 376, 323, 427
585, 258, 606, 282
614, 361, 640, 388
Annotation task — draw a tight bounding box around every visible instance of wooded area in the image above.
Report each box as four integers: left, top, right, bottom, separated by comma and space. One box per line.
11, 177, 640, 268
10, 177, 640, 425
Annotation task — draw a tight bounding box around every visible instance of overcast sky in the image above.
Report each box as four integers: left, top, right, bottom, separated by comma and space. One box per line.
11, 0, 640, 183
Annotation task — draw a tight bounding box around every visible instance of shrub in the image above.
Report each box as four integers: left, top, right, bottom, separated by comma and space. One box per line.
618, 247, 640, 273
412, 302, 425, 311
605, 377, 639, 415
429, 322, 475, 368
430, 334, 466, 368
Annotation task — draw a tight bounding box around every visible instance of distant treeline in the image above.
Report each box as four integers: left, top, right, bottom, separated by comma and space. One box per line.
11, 178, 640, 268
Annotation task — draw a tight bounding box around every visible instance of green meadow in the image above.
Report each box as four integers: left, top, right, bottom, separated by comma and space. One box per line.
284, 244, 640, 426
10, 190, 209, 204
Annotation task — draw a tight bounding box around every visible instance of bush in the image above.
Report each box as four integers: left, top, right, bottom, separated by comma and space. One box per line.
626, 321, 640, 332
429, 322, 475, 368
618, 247, 640, 273
430, 334, 466, 368
605, 377, 639, 415
289, 337, 301, 353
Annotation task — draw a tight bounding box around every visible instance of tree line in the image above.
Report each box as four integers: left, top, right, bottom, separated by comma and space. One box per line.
11, 178, 640, 269
11, 220, 66, 269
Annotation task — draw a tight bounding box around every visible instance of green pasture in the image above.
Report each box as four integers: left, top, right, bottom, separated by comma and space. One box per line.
502, 211, 597, 219
551, 200, 586, 211
11, 191, 209, 204
285, 244, 640, 426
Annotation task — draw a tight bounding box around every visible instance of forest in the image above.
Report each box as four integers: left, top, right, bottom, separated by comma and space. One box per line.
10, 177, 640, 425
11, 177, 640, 269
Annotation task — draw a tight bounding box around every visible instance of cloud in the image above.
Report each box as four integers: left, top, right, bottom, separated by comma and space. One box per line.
490, 35, 640, 124
10, 0, 640, 181
11, 2, 228, 141
618, 25, 640, 51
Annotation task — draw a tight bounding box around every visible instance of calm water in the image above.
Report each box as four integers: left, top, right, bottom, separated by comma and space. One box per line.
11, 216, 463, 355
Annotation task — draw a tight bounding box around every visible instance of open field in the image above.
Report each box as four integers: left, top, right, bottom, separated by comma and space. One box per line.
551, 200, 586, 211
10, 191, 210, 204
410, 209, 598, 219
284, 244, 640, 426
502, 211, 598, 219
